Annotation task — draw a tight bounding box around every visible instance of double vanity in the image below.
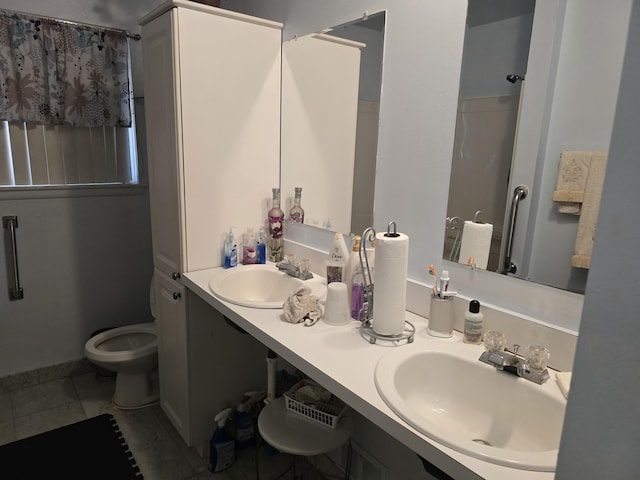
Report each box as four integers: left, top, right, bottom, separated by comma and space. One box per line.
184, 263, 566, 480
139, 2, 573, 478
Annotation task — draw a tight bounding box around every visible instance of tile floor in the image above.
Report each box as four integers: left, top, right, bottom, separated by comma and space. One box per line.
0, 370, 341, 480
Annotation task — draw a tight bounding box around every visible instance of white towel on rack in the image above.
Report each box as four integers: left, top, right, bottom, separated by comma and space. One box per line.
571, 152, 608, 269
552, 151, 593, 214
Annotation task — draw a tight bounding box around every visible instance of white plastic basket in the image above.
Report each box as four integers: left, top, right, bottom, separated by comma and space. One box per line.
284, 380, 348, 429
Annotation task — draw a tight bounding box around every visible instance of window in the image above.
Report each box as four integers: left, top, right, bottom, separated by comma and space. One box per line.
0, 9, 139, 189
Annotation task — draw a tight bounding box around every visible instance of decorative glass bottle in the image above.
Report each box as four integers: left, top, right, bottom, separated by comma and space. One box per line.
288, 187, 305, 223
268, 187, 284, 262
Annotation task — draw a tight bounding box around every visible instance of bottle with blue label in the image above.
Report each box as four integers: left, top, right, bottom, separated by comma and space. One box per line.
257, 226, 267, 264
224, 229, 238, 269
208, 408, 235, 473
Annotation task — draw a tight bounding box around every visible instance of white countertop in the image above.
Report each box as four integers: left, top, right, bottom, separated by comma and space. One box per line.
184, 266, 560, 480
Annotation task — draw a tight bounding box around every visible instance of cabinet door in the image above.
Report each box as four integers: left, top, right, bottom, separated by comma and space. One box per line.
142, 12, 185, 276
176, 8, 281, 272
153, 268, 190, 443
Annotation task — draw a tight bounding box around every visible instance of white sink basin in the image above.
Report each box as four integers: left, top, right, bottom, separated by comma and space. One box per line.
209, 263, 326, 308
374, 342, 566, 471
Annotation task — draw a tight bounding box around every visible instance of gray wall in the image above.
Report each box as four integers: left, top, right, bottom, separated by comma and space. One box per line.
459, 10, 533, 98
556, 0, 640, 477
0, 0, 162, 376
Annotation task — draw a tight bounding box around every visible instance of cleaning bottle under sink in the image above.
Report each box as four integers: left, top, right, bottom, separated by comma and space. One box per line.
208, 408, 235, 473
234, 391, 263, 449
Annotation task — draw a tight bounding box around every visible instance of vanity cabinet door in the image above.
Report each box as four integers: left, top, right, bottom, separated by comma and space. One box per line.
153, 268, 190, 443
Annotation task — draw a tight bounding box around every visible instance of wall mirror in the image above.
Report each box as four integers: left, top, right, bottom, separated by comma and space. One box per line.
280, 12, 385, 236
443, 0, 629, 295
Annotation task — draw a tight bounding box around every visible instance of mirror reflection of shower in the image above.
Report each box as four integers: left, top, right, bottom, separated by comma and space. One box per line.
444, 0, 535, 271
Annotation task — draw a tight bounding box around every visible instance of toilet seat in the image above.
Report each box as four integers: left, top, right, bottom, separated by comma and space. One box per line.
84, 322, 157, 364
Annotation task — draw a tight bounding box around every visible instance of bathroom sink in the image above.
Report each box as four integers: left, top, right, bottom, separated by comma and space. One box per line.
209, 263, 325, 308
374, 343, 566, 471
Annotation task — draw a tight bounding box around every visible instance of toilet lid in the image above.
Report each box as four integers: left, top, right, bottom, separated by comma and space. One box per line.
96, 332, 156, 353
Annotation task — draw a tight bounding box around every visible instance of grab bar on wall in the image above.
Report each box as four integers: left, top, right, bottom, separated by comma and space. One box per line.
3, 216, 24, 300
502, 186, 529, 275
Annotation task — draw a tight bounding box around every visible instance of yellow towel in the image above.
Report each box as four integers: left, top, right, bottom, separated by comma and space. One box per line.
556, 371, 572, 399
571, 152, 608, 269
553, 151, 593, 214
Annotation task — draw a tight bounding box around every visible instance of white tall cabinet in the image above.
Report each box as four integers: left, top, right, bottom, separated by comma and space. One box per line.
140, 0, 281, 449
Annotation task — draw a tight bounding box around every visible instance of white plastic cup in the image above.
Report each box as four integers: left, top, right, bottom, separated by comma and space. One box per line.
322, 282, 351, 326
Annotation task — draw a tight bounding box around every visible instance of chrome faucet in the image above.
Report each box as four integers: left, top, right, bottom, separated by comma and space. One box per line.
276, 255, 313, 280
479, 344, 550, 385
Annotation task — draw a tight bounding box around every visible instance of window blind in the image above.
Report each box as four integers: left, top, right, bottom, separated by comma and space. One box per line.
0, 121, 139, 187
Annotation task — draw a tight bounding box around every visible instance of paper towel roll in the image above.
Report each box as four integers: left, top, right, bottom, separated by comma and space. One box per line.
373, 231, 409, 336
458, 221, 493, 269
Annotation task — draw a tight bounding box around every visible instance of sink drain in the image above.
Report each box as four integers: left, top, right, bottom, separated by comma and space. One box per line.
472, 438, 492, 446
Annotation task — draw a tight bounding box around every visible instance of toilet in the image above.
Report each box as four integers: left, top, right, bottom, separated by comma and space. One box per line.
84, 322, 159, 409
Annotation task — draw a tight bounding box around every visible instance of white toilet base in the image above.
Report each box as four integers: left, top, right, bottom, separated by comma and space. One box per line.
113, 369, 160, 410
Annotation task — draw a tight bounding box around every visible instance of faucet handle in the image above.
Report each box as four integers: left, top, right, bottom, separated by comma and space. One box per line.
512, 344, 520, 355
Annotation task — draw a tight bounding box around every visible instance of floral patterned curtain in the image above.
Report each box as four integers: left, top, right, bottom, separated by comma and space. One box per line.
0, 10, 131, 127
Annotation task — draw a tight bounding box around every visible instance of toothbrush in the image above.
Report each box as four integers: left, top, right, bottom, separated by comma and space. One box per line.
428, 264, 438, 296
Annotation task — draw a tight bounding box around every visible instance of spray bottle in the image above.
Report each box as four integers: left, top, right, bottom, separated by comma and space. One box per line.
208, 408, 235, 473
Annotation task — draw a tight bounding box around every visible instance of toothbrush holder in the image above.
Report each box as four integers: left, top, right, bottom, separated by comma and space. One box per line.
427, 294, 454, 338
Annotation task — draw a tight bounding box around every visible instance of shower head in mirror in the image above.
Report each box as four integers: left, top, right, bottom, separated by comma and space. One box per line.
506, 74, 525, 83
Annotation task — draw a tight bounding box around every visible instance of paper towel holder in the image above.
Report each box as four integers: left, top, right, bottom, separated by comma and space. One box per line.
473, 211, 485, 223
384, 220, 401, 237
359, 222, 416, 346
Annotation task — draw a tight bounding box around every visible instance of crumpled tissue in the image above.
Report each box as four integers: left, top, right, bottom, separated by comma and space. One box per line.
283, 286, 322, 326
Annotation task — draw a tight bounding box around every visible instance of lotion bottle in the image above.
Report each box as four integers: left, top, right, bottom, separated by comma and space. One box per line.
463, 299, 483, 344
326, 232, 349, 284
